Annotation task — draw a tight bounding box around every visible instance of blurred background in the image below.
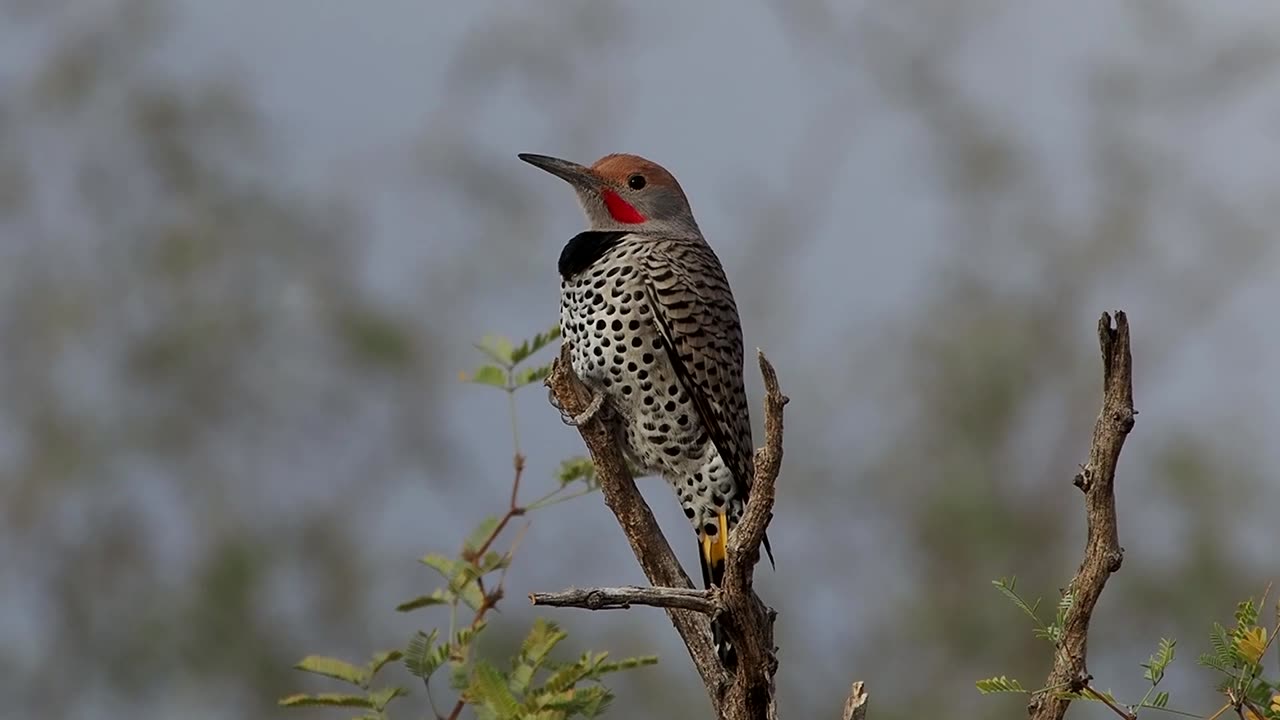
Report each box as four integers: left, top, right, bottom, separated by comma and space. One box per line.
2, 1, 1278, 718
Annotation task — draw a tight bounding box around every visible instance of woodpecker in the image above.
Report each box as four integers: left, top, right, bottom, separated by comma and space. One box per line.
519, 151, 773, 667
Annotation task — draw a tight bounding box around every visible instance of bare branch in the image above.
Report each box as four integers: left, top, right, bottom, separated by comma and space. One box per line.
727, 350, 788, 573
1029, 312, 1136, 720
530, 586, 718, 614
842, 682, 869, 720
544, 344, 867, 720
716, 351, 789, 719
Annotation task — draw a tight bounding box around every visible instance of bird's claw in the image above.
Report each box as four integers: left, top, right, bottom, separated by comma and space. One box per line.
558, 390, 606, 427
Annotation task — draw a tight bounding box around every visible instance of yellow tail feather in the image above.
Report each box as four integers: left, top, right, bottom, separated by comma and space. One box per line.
700, 511, 730, 579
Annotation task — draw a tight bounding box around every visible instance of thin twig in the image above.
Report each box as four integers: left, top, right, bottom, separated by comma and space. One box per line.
1085, 685, 1136, 720
1029, 312, 1136, 720
444, 449, 528, 720
530, 586, 718, 614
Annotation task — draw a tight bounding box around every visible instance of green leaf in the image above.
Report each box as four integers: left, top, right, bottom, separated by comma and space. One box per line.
1058, 687, 1119, 704
468, 364, 508, 388
975, 675, 1028, 694
405, 624, 488, 683
542, 659, 592, 696
368, 685, 408, 711
476, 335, 516, 366
509, 619, 567, 695
396, 589, 449, 612
278, 693, 373, 708
535, 686, 612, 717
1207, 622, 1238, 665
522, 711, 569, 720
422, 553, 460, 578
478, 550, 511, 574
1147, 691, 1170, 708
589, 655, 658, 676
1142, 638, 1176, 684
464, 516, 501, 555
404, 629, 441, 679
555, 457, 596, 488
521, 619, 568, 668
509, 661, 535, 698
1197, 651, 1232, 673
992, 577, 1045, 629
515, 364, 552, 388
293, 655, 368, 687
510, 324, 561, 365
368, 650, 404, 678
1235, 598, 1260, 629
1054, 590, 1074, 627
509, 324, 562, 365
450, 660, 472, 691
421, 553, 486, 610
466, 661, 522, 717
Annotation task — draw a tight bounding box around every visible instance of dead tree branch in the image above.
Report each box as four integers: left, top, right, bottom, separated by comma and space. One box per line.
530, 586, 717, 614
543, 345, 824, 720
842, 682, 869, 720
1029, 311, 1137, 720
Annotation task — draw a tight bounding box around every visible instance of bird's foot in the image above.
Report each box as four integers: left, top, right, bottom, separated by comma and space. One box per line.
549, 386, 608, 427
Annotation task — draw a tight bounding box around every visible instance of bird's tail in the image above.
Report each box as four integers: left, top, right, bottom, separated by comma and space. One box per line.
699, 511, 736, 668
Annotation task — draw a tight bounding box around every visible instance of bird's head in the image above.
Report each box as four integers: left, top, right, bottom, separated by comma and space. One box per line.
519, 152, 701, 237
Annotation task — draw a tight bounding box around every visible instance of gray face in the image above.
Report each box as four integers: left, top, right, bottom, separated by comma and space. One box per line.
518, 152, 702, 238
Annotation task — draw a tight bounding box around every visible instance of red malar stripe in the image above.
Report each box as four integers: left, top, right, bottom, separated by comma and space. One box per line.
601, 189, 646, 224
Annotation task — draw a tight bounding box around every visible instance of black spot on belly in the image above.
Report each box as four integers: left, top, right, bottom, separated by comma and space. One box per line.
684, 507, 695, 518
703, 522, 718, 537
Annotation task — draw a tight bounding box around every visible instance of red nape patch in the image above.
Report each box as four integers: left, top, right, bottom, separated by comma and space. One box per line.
601, 189, 646, 224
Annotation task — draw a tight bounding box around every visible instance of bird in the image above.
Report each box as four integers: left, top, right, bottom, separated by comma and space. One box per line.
519, 151, 773, 667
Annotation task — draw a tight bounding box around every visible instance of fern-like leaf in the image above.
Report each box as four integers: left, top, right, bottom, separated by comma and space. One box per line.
404, 629, 441, 679
466, 661, 522, 718
278, 693, 373, 708
992, 578, 1044, 627
1142, 638, 1176, 684
975, 676, 1028, 694
293, 655, 368, 687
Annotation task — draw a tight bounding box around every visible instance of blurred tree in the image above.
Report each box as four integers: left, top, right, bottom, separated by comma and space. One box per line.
3, 0, 1278, 719
0, 1, 450, 718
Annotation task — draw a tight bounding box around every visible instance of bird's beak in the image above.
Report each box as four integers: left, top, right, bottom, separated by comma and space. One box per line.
518, 153, 601, 190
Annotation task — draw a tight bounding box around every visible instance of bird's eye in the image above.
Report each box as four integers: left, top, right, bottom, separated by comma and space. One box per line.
628, 174, 646, 190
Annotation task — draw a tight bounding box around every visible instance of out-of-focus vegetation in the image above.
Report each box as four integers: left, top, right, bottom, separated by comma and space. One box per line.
282, 327, 657, 720
2, 1, 1277, 719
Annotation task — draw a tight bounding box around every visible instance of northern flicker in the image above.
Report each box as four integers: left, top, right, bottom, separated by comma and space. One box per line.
519, 151, 774, 666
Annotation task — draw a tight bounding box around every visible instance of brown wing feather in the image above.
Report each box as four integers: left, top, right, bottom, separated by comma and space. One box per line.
643, 243, 774, 567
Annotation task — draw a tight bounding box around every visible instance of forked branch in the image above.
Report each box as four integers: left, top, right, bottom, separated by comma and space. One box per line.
542, 345, 814, 720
